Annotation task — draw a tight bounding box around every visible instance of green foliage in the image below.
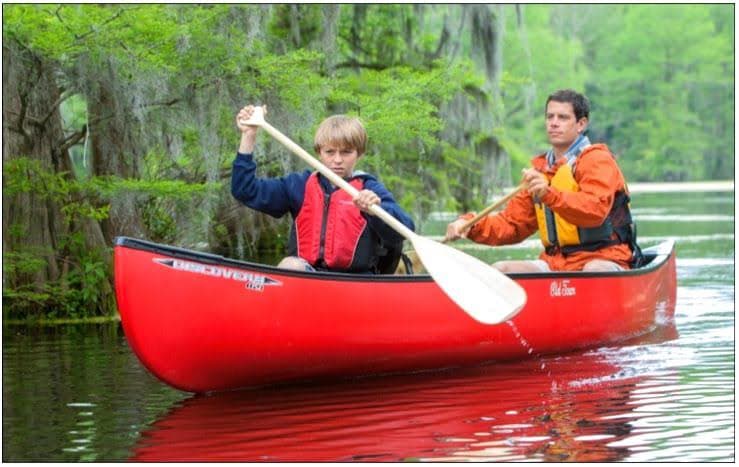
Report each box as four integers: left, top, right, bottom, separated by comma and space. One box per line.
2, 158, 210, 319
3, 158, 209, 206
2, 159, 109, 318
2, 4, 179, 71
3, 158, 76, 202
268, 4, 323, 49
253, 49, 328, 110
3, 250, 48, 279
492, 126, 533, 180
54, 234, 112, 319
2, 235, 112, 321
581, 4, 734, 181
499, 5, 588, 159
170, 5, 257, 85
329, 61, 473, 215
337, 4, 418, 65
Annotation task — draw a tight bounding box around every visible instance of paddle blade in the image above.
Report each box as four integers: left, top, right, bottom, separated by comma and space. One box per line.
411, 235, 527, 325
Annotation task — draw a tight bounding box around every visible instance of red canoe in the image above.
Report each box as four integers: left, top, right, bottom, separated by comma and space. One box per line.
114, 237, 677, 393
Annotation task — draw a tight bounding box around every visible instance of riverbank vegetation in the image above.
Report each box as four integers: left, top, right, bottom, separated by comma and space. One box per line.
2, 4, 733, 320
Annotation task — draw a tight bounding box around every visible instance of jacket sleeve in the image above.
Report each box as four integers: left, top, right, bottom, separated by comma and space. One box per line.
230, 152, 307, 218
539, 150, 625, 227
467, 189, 539, 245
363, 179, 415, 244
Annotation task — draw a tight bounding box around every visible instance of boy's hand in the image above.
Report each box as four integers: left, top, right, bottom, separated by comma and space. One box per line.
236, 105, 267, 133
236, 105, 267, 154
353, 189, 381, 214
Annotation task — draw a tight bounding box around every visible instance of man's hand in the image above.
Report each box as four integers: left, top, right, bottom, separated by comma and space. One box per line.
354, 189, 381, 214
522, 168, 549, 199
445, 217, 472, 242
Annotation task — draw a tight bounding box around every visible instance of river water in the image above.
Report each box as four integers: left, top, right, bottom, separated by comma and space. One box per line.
2, 189, 734, 462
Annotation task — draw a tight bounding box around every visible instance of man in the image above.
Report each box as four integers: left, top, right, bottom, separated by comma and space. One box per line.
232, 105, 415, 273
446, 89, 641, 272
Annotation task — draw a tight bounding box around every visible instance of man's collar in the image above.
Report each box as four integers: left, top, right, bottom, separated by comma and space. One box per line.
546, 134, 591, 168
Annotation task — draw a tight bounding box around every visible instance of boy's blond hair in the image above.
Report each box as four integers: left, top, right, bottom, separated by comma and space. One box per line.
313, 115, 367, 156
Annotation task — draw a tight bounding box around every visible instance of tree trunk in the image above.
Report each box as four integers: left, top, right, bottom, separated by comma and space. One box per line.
320, 4, 341, 74
469, 5, 509, 199
2, 42, 108, 296
3, 43, 67, 290
85, 57, 147, 242
349, 5, 369, 67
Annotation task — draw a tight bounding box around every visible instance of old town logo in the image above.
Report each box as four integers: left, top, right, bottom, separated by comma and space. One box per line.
550, 279, 576, 297
154, 258, 281, 291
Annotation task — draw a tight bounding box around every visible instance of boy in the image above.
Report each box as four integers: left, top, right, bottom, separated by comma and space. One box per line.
232, 105, 415, 273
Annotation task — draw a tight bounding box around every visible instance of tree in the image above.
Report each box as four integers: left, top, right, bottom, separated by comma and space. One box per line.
2, 39, 111, 316
582, 4, 733, 180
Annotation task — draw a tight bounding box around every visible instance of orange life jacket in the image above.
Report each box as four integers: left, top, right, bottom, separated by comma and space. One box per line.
534, 156, 638, 257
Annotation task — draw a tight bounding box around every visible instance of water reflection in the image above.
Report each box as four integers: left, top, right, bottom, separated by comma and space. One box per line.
1, 324, 186, 462
131, 326, 678, 462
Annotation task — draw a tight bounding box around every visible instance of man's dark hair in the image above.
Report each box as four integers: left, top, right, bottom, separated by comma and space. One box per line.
546, 89, 590, 121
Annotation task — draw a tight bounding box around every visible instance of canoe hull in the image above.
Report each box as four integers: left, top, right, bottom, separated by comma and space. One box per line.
114, 238, 677, 392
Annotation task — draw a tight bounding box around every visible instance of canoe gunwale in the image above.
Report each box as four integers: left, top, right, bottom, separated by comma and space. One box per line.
114, 236, 675, 282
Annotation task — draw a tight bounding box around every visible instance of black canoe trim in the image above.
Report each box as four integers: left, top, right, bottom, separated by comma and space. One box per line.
114, 236, 674, 283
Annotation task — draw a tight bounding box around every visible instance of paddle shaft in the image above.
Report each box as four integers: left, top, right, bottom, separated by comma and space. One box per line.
445, 184, 525, 243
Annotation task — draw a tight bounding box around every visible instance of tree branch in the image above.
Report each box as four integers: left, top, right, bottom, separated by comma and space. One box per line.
38, 92, 75, 127
2, 122, 28, 136
141, 97, 182, 109
52, 5, 125, 42
58, 125, 87, 154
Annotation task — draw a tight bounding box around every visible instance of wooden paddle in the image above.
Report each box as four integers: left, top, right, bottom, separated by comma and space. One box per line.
447, 184, 525, 239
403, 184, 526, 274
240, 106, 526, 325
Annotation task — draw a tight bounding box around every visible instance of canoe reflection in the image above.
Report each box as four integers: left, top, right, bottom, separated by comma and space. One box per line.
131, 324, 678, 462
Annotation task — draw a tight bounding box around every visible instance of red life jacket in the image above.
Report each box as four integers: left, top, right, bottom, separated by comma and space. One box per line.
294, 173, 368, 270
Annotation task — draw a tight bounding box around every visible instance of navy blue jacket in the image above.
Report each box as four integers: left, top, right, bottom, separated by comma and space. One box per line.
231, 152, 415, 248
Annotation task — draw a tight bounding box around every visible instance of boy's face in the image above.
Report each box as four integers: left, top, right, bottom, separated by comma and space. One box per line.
318, 143, 360, 179
545, 100, 588, 151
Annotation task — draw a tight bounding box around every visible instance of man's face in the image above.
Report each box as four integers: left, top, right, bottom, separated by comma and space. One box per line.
318, 144, 360, 179
545, 100, 588, 151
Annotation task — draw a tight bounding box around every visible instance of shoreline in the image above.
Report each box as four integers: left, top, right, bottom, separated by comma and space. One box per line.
497, 180, 734, 194
626, 180, 734, 193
